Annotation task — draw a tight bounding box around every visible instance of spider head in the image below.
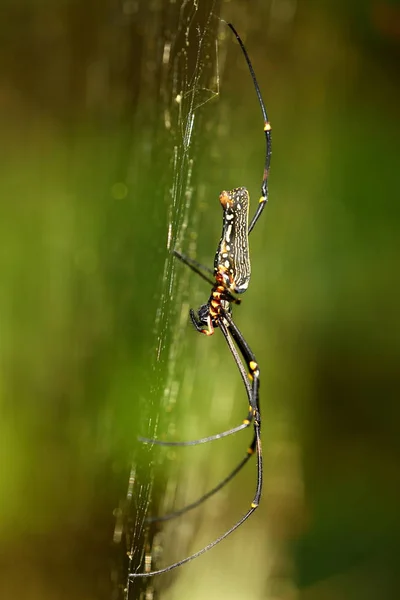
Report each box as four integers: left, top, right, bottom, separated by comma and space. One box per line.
190, 304, 211, 333
190, 304, 218, 336
197, 303, 211, 324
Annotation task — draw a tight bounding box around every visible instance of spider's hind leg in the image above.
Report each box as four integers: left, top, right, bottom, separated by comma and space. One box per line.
146, 432, 256, 523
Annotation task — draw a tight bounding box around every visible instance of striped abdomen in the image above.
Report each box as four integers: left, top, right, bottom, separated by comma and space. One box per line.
214, 187, 251, 294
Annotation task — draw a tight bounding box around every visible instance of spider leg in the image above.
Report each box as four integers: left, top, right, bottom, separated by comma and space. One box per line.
130, 480, 260, 577
227, 23, 271, 235
132, 429, 261, 577
146, 318, 257, 522
173, 250, 215, 286
139, 420, 251, 447
139, 315, 254, 448
146, 433, 256, 523
222, 310, 262, 510
131, 322, 262, 578
174, 249, 241, 305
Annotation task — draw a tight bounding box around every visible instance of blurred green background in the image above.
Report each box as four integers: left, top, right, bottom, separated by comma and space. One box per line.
0, 1, 399, 599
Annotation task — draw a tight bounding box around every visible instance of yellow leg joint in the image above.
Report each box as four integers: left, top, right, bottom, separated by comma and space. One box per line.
251, 502, 259, 508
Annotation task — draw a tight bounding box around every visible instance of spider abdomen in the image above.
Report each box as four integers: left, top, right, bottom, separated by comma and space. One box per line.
215, 187, 251, 294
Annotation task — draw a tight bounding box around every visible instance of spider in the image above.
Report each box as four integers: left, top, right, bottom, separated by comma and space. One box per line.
130, 22, 272, 578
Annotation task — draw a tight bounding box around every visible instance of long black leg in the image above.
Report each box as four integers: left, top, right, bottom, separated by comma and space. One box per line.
223, 310, 260, 394
138, 419, 251, 446
131, 314, 263, 577
133, 432, 261, 576
173, 250, 215, 286
130, 436, 261, 578
221, 311, 262, 508
146, 319, 256, 523
146, 435, 255, 523
132, 399, 261, 574
140, 314, 254, 448
174, 250, 241, 305
218, 317, 252, 399
227, 23, 272, 235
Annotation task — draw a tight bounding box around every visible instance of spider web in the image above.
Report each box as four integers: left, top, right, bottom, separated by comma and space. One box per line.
112, 2, 224, 599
